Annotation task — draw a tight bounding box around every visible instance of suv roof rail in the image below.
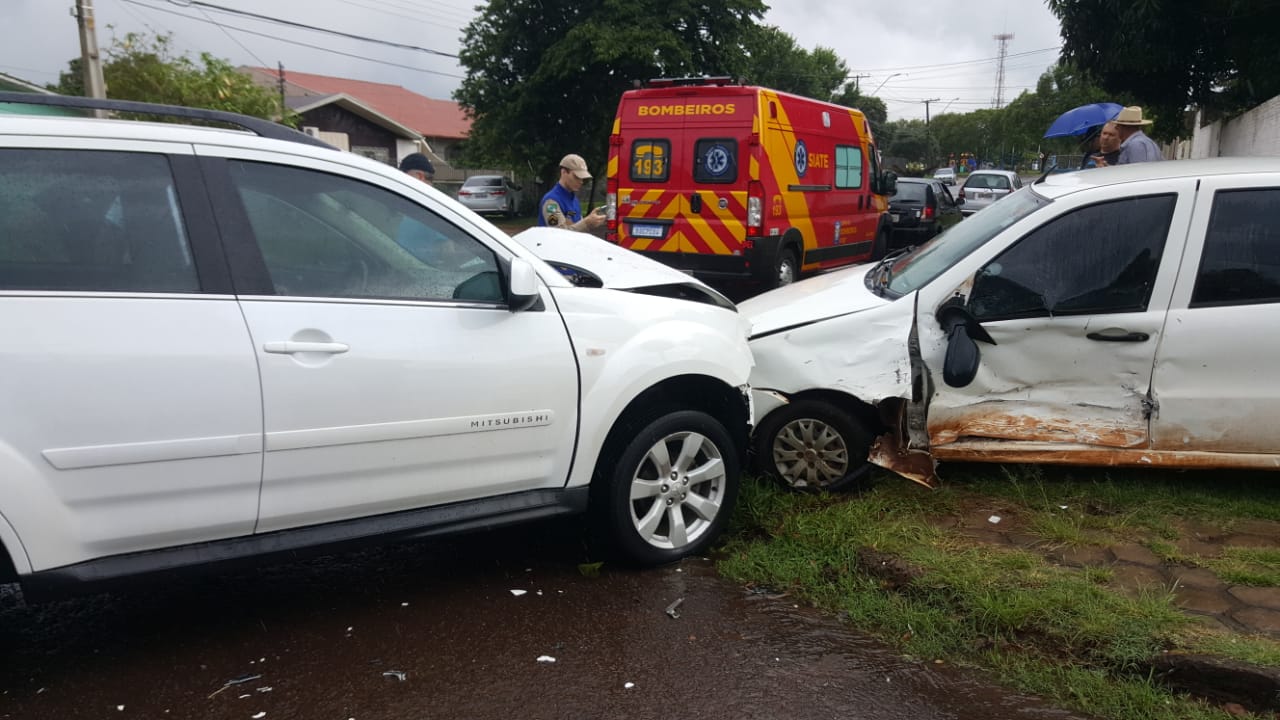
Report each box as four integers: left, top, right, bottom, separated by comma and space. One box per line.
0, 92, 334, 149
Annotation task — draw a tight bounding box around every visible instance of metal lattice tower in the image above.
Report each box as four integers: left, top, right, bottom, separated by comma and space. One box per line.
991, 33, 1013, 108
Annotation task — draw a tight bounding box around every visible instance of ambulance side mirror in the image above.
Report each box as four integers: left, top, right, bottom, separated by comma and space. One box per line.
874, 171, 897, 196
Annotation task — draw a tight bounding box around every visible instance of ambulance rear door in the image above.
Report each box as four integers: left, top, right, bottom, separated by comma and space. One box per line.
613, 92, 687, 257
680, 88, 756, 262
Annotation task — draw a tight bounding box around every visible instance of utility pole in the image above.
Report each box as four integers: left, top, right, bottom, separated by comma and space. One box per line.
73, 0, 107, 99
277, 61, 288, 117
921, 97, 941, 125
848, 73, 871, 93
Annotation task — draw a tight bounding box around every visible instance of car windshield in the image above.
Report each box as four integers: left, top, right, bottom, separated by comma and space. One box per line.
884, 188, 1049, 296
891, 182, 928, 202
965, 174, 1011, 190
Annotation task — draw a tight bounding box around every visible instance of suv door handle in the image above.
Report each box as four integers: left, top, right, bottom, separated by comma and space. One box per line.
1085, 329, 1149, 343
689, 193, 702, 213
263, 341, 350, 354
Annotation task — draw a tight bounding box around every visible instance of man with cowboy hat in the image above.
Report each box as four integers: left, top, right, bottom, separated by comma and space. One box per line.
1112, 106, 1162, 165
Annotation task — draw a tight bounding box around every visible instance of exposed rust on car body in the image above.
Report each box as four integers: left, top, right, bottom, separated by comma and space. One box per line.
928, 407, 1147, 449
869, 431, 937, 488
931, 441, 1280, 470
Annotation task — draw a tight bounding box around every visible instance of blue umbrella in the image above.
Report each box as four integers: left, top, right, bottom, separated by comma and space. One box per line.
1043, 102, 1123, 138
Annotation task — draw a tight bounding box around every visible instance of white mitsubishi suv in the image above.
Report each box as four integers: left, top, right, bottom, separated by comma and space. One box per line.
0, 93, 753, 599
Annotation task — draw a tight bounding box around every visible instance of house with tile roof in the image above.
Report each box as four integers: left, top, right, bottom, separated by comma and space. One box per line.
241, 66, 473, 177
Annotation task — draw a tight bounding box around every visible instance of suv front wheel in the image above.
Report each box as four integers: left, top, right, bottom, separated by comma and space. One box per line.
593, 410, 739, 565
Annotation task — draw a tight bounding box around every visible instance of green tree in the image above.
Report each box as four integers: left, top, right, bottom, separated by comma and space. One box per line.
455, 0, 765, 185
830, 82, 887, 128
885, 119, 937, 167
51, 31, 283, 121
1049, 0, 1280, 137
739, 26, 848, 100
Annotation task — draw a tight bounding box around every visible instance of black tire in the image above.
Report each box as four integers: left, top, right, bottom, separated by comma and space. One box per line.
871, 226, 890, 260
754, 399, 872, 492
593, 410, 739, 565
770, 247, 799, 289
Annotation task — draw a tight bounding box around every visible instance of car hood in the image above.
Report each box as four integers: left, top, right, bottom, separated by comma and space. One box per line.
513, 227, 735, 309
738, 263, 890, 337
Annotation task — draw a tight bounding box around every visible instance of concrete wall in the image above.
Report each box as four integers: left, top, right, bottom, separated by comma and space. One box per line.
1191, 94, 1280, 158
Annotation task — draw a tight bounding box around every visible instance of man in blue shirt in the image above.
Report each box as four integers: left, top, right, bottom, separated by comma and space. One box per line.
538, 153, 606, 233
1113, 107, 1163, 164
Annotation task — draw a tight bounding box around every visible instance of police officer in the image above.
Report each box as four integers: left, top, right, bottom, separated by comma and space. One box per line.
538, 154, 606, 232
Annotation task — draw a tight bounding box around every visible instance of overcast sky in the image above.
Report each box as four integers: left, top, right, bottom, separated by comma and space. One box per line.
4, 0, 1063, 122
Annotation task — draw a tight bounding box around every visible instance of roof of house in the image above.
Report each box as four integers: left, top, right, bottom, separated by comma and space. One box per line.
243, 67, 470, 140
285, 93, 422, 140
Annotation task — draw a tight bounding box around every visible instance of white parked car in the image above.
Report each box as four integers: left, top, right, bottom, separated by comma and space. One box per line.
0, 93, 753, 599
742, 158, 1280, 490
932, 167, 957, 186
958, 169, 1022, 215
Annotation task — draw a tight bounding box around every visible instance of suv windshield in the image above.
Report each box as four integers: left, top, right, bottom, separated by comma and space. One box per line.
884, 188, 1049, 296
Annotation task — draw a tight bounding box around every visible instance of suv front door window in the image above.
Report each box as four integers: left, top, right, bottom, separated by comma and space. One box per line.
217, 158, 579, 532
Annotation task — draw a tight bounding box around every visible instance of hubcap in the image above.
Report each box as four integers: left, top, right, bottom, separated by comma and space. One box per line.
778, 260, 794, 285
771, 418, 849, 489
628, 431, 725, 550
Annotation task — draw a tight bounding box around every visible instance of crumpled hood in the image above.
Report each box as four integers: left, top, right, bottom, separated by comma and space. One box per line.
738, 262, 890, 337
514, 227, 705, 289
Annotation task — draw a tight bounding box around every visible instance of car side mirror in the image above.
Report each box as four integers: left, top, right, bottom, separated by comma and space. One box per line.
935, 298, 996, 388
881, 171, 898, 196
507, 257, 541, 312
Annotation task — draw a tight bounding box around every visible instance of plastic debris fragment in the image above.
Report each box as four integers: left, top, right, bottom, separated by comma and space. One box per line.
510, 589, 528, 597
665, 598, 684, 619
988, 515, 1002, 524
624, 682, 635, 689
382, 671, 407, 681
536, 655, 556, 663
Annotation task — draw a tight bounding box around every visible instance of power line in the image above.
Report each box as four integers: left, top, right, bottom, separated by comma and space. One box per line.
120, 0, 465, 78
853, 46, 1059, 74
151, 0, 459, 58
330, 0, 466, 32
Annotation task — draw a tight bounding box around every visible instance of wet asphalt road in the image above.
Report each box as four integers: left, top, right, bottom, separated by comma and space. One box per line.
0, 520, 1089, 720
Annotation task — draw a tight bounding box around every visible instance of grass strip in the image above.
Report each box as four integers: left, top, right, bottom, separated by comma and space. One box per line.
719, 467, 1280, 720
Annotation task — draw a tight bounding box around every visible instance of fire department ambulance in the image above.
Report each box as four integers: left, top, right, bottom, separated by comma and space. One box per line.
605, 78, 896, 288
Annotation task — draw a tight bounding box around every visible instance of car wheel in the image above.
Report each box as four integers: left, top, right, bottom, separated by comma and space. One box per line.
594, 410, 739, 565
871, 226, 890, 260
754, 399, 872, 492
770, 247, 798, 289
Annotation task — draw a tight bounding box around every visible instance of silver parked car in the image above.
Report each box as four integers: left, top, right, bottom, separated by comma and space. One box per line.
959, 169, 1022, 215
458, 175, 524, 217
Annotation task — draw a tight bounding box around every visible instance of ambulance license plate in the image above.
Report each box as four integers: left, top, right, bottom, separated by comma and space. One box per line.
630, 223, 665, 239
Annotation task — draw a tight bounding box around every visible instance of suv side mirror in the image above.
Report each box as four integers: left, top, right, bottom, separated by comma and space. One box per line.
507, 257, 541, 312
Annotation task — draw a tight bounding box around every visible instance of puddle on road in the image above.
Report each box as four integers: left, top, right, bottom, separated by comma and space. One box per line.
0, 521, 1088, 719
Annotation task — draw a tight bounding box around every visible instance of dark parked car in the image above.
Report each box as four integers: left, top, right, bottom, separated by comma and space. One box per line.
888, 177, 963, 245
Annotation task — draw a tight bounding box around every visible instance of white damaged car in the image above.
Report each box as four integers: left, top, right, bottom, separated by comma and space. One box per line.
0, 94, 752, 599
742, 158, 1280, 490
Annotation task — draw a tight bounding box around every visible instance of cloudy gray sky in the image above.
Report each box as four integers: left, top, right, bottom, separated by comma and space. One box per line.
4, 0, 1063, 122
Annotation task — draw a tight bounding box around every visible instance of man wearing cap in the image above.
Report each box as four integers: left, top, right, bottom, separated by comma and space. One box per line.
399, 152, 436, 183
538, 153, 606, 232
1112, 107, 1162, 165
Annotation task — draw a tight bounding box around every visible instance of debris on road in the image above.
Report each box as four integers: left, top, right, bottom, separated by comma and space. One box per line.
624, 682, 635, 689
208, 674, 264, 699
665, 598, 684, 619
510, 589, 528, 597
382, 671, 407, 681
988, 515, 1002, 524
536, 655, 556, 663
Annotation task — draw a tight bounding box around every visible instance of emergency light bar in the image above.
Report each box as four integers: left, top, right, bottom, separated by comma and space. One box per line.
645, 76, 736, 88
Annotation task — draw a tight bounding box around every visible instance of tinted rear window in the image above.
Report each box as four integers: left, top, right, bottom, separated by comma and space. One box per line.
892, 182, 928, 202
965, 174, 1012, 190
463, 177, 503, 188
